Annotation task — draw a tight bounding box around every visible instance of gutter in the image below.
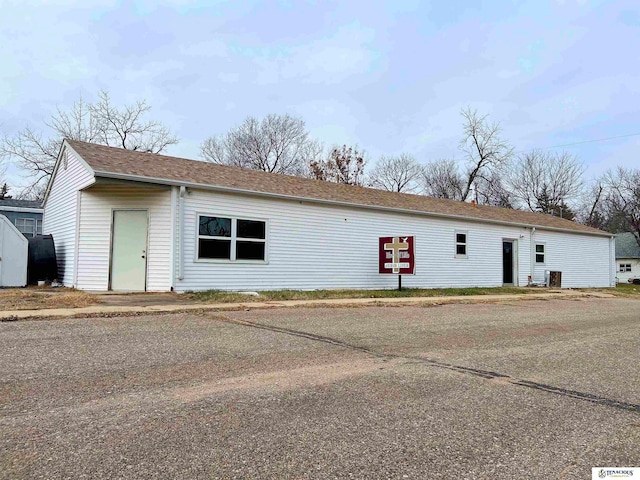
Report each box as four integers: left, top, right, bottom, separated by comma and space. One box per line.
91, 170, 611, 238
0, 206, 44, 213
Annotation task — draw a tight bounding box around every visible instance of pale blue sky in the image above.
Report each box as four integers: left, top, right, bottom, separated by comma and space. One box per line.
1, 0, 639, 190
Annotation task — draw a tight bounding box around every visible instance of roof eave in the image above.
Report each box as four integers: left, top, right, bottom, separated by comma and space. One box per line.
42, 140, 96, 207
93, 170, 611, 238
0, 206, 44, 213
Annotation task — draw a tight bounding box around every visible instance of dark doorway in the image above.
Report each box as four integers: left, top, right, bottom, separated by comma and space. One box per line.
502, 241, 514, 285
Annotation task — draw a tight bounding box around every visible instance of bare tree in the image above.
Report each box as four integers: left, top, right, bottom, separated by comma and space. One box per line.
368, 154, 423, 193
200, 114, 322, 176
309, 144, 367, 186
421, 159, 465, 200
459, 107, 514, 201
89, 91, 178, 153
507, 150, 584, 214
603, 167, 640, 247
575, 181, 607, 229
1, 127, 63, 196
474, 170, 515, 208
2, 91, 178, 195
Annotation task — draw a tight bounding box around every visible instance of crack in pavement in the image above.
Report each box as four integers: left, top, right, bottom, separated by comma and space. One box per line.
210, 314, 640, 415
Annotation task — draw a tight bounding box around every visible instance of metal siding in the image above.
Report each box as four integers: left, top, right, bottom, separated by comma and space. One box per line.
533, 230, 611, 288
175, 190, 540, 292
76, 185, 172, 291
42, 150, 93, 286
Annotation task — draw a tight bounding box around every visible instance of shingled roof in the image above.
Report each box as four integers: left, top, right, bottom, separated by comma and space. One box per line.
0, 198, 42, 209
615, 233, 640, 258
66, 139, 609, 236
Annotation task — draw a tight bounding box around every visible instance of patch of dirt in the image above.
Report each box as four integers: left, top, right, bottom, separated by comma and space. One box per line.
0, 289, 100, 311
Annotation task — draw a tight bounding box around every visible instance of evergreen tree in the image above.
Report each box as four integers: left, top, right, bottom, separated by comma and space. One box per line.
0, 183, 11, 199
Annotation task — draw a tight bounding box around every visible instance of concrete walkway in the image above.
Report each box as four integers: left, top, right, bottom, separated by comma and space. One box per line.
0, 290, 615, 321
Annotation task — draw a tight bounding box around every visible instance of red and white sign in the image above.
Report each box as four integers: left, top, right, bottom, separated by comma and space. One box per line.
379, 236, 415, 274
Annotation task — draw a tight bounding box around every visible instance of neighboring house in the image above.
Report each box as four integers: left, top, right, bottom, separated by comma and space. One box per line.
614, 232, 640, 283
42, 139, 616, 292
0, 199, 43, 238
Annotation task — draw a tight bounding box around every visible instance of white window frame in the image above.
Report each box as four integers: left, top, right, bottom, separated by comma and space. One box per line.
619, 263, 632, 273
195, 213, 268, 264
535, 243, 546, 264
454, 230, 468, 258
15, 217, 35, 237
36, 219, 42, 236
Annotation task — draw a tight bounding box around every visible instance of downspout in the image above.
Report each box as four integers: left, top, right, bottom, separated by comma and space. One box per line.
178, 186, 186, 281
529, 227, 536, 286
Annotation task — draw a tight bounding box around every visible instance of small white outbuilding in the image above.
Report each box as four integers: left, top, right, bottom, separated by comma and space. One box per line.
42, 139, 616, 292
0, 214, 28, 287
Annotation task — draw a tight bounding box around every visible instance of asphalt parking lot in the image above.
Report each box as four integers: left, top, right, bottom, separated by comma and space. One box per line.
1, 297, 639, 479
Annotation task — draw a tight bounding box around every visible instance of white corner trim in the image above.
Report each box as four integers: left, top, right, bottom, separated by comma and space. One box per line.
169, 186, 177, 289
177, 186, 186, 281
72, 190, 82, 288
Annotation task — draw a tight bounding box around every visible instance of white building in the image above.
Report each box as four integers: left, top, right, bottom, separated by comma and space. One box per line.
615, 233, 640, 283
42, 140, 616, 292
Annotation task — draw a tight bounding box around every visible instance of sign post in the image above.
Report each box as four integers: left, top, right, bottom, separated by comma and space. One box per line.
378, 236, 415, 290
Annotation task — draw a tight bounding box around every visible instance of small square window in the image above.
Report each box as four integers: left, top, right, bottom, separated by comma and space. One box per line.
455, 231, 467, 258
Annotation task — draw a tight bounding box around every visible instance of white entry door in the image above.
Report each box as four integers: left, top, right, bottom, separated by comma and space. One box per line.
110, 210, 148, 291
